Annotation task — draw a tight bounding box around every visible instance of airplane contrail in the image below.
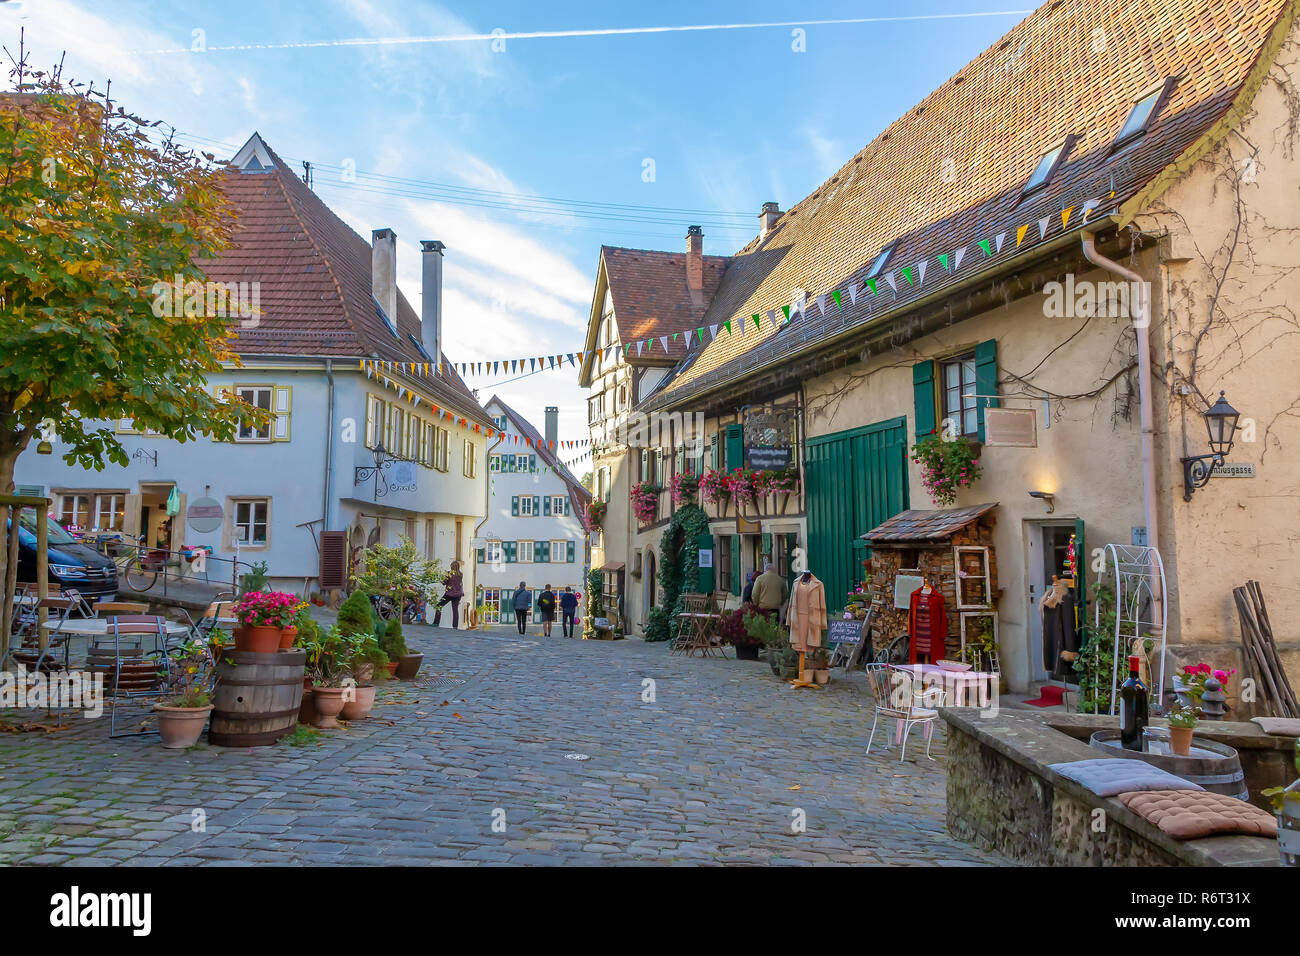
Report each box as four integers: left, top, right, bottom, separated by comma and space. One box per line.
136, 10, 1033, 55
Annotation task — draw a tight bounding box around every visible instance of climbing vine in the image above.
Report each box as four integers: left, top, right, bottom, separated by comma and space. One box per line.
645, 503, 711, 642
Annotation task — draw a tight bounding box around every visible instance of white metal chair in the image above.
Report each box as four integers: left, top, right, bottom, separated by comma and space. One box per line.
864, 664, 946, 761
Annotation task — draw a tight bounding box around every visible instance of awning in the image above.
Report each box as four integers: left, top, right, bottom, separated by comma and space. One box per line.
600, 561, 625, 572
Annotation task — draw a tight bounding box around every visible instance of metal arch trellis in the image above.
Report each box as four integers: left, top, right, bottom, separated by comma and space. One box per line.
1097, 543, 1167, 715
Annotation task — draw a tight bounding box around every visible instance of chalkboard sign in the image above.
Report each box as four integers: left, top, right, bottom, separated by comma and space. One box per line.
827, 619, 864, 645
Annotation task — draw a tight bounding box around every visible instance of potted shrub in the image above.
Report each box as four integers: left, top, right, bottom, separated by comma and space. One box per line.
725, 605, 770, 661
586, 499, 607, 530
1166, 703, 1199, 756
340, 632, 388, 721
475, 603, 489, 630
154, 641, 213, 749
301, 624, 374, 729
232, 590, 300, 653
911, 430, 982, 507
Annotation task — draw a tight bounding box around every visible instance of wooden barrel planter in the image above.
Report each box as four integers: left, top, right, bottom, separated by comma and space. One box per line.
1089, 730, 1249, 801
209, 649, 306, 747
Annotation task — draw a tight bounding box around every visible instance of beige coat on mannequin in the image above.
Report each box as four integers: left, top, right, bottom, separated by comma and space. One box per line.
788, 574, 827, 652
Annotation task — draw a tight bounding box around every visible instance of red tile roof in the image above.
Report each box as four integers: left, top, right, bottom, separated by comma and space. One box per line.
645, 0, 1293, 407
601, 245, 729, 361
864, 503, 999, 543
200, 134, 487, 421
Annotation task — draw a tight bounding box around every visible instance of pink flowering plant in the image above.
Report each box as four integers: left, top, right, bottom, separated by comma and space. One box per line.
1181, 662, 1237, 703
669, 470, 700, 506
698, 468, 731, 505
754, 467, 800, 497
629, 481, 661, 523
725, 468, 759, 507
234, 590, 303, 628
911, 431, 982, 507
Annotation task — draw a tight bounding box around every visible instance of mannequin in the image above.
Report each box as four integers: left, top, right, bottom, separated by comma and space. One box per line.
908, 577, 948, 664
788, 570, 827, 688
1041, 575, 1078, 679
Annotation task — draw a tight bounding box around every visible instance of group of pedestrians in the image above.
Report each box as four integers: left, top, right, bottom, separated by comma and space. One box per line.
511, 582, 579, 637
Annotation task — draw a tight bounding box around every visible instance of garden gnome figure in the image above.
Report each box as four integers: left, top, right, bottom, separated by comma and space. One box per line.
1200, 677, 1229, 720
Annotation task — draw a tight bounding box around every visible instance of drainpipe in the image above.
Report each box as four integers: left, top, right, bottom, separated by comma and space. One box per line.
322, 359, 335, 532
1080, 230, 1163, 625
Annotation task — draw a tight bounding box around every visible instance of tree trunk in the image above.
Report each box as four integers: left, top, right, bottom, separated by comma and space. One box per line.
0, 442, 26, 616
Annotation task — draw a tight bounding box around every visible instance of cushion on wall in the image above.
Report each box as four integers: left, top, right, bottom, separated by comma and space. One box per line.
1118, 789, 1278, 840
1250, 716, 1300, 737
1048, 758, 1204, 797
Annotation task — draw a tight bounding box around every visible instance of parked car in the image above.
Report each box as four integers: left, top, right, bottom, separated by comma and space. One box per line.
10, 508, 119, 603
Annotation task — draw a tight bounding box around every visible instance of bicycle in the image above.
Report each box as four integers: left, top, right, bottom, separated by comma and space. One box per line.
104, 534, 166, 593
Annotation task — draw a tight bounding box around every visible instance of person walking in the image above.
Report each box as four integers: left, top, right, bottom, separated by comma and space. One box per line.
742, 569, 758, 604
752, 562, 788, 619
432, 560, 464, 629
560, 586, 579, 638
512, 581, 532, 635
538, 584, 557, 636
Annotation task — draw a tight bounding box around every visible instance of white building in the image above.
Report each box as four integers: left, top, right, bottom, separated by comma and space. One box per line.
475, 398, 591, 625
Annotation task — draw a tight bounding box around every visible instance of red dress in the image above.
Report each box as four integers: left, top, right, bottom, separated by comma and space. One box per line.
908, 587, 948, 663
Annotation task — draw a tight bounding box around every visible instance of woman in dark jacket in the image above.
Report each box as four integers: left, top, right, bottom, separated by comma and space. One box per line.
433, 561, 464, 629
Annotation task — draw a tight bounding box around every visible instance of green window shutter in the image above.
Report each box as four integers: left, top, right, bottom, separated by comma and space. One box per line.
697, 532, 715, 593
709, 433, 719, 470
511, 495, 519, 516
762, 532, 772, 557
567, 541, 575, 563
476, 547, 485, 564
730, 534, 742, 595
912, 360, 937, 438
532, 495, 540, 515
543, 496, 551, 516
725, 423, 744, 471
974, 338, 998, 442
537, 541, 548, 563
785, 532, 799, 590
640, 449, 648, 481
505, 541, 516, 563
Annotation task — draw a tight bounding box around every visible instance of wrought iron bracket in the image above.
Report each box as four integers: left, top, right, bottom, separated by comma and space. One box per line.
1180, 453, 1222, 502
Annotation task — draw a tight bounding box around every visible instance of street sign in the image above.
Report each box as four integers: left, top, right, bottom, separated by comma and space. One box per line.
983, 408, 1037, 447
1213, 462, 1255, 478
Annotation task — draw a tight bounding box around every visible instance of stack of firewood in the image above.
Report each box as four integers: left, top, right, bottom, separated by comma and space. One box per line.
1234, 580, 1299, 719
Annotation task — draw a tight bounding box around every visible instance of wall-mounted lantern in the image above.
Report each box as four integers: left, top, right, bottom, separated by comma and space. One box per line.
1181, 390, 1240, 501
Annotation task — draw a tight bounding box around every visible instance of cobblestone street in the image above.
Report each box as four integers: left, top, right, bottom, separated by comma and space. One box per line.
0, 627, 1008, 866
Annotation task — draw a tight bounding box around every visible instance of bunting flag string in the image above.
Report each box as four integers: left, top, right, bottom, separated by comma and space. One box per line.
358, 188, 1115, 384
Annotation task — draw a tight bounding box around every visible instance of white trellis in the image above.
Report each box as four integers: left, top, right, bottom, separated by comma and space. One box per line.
1096, 543, 1168, 714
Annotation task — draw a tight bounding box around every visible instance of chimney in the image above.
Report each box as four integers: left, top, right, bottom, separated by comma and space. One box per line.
758, 202, 781, 240
371, 228, 398, 325
420, 240, 446, 364
685, 225, 704, 303
545, 406, 559, 448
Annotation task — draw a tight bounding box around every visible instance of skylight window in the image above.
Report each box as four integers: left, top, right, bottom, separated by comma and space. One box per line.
1112, 79, 1176, 151
865, 243, 895, 279
1021, 136, 1073, 197
408, 334, 432, 361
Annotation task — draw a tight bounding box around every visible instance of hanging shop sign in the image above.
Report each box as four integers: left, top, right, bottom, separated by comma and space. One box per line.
186, 496, 223, 534
744, 407, 797, 470
983, 408, 1037, 447
389, 461, 418, 493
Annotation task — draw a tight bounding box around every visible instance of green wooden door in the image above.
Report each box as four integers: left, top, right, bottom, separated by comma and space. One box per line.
804, 417, 909, 607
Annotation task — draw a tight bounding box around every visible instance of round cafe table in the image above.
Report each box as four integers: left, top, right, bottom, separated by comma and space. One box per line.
40, 618, 190, 638
887, 662, 999, 707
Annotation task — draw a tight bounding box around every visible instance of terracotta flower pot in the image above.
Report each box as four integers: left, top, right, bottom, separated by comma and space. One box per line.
1170, 726, 1194, 756
395, 653, 423, 680
381, 660, 399, 678
339, 684, 377, 721
236, 624, 282, 654
311, 687, 347, 729
299, 687, 317, 726
279, 625, 298, 650
155, 704, 213, 749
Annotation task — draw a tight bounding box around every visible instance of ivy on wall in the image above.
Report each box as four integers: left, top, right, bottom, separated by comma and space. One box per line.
645, 503, 711, 642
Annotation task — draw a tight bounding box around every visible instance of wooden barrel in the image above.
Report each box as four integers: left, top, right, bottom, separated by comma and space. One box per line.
209, 649, 305, 747
1089, 730, 1249, 800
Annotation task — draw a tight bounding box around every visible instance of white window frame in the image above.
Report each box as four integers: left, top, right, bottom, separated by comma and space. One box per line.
485, 540, 503, 564
365, 394, 384, 449
232, 498, 270, 547
433, 426, 450, 472
551, 539, 568, 563
235, 386, 274, 442
551, 495, 567, 515
517, 540, 534, 563
519, 496, 534, 517
58, 493, 91, 530
463, 439, 477, 478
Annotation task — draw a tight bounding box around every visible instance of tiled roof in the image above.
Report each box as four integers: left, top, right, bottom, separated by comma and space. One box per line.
487, 395, 592, 525
601, 246, 729, 361
864, 503, 999, 543
647, 0, 1292, 406
201, 134, 488, 422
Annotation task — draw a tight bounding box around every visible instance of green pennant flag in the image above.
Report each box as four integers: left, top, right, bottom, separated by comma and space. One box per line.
781, 305, 790, 321
866, 278, 878, 296
901, 266, 914, 286
752, 313, 761, 330
938, 253, 950, 272
724, 320, 732, 334
624, 343, 632, 355
672, 332, 680, 341
832, 289, 843, 309
978, 239, 993, 257
696, 327, 705, 342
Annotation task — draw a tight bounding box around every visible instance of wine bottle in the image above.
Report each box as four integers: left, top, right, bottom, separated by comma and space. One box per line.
1119, 654, 1148, 751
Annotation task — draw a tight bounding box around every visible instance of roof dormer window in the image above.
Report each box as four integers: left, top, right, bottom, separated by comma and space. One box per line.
1021, 135, 1074, 198
865, 243, 895, 279
1111, 78, 1176, 153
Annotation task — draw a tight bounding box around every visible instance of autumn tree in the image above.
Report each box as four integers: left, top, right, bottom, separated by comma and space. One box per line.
0, 37, 265, 497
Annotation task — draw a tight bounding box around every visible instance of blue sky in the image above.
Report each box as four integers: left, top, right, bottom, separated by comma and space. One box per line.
5, 0, 1031, 460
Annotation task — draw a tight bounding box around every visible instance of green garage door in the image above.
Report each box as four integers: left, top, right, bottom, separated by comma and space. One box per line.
804, 417, 910, 607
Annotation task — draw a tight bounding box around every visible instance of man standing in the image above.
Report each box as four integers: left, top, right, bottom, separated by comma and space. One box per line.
512, 581, 532, 635
538, 584, 557, 637
559, 586, 579, 638
751, 562, 788, 618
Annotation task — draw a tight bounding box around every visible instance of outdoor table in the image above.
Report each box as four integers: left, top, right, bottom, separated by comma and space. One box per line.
886, 663, 998, 744
40, 618, 190, 638
675, 611, 724, 657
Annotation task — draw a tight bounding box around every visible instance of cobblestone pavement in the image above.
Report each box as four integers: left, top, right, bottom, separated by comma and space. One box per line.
0, 625, 1010, 865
